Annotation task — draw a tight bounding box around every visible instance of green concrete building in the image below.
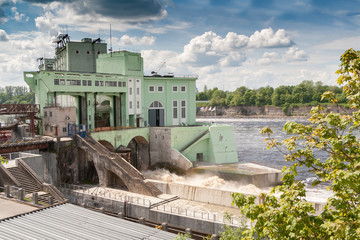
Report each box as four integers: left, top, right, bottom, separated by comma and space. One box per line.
24, 34, 197, 130
24, 34, 238, 168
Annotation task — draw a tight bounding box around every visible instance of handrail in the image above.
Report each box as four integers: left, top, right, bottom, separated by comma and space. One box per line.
43, 183, 66, 202
0, 162, 21, 186
149, 196, 179, 209
180, 130, 209, 152
17, 158, 44, 189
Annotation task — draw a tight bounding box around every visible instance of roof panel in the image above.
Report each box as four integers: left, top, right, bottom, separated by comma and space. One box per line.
0, 204, 177, 240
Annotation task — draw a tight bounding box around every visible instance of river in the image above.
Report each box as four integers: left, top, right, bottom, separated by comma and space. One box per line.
144, 117, 334, 203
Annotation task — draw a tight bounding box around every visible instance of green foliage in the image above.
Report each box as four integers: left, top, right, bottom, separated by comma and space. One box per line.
174, 232, 191, 240
196, 81, 344, 108
0, 86, 34, 104
231, 48, 360, 239
0, 155, 7, 164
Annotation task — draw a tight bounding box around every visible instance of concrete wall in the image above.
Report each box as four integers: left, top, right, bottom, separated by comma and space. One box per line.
21, 153, 44, 180
149, 127, 192, 172
62, 188, 228, 235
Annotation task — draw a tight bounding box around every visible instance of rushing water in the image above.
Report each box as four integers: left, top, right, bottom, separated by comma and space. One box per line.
145, 117, 335, 202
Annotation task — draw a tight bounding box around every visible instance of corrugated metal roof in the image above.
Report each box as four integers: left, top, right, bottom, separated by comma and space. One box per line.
0, 204, 177, 240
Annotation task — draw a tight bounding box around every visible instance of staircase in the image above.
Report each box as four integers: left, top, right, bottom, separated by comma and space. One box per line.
76, 135, 162, 196
7, 166, 41, 194
6, 164, 64, 205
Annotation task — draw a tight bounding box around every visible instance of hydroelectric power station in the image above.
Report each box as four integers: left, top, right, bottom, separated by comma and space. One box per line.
0, 34, 287, 237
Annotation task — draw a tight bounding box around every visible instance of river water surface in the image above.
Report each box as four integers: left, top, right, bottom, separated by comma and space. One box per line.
145, 117, 335, 203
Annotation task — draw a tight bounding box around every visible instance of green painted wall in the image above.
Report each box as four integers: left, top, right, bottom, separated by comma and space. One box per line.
171, 125, 238, 164
143, 76, 197, 126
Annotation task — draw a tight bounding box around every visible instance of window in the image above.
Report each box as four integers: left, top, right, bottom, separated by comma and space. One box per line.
86, 51, 90, 55
50, 126, 53, 132
63, 127, 67, 133
181, 100, 186, 118
136, 88, 139, 95
87, 80, 92, 86
173, 101, 178, 118
54, 79, 59, 85
149, 86, 155, 92
49, 112, 53, 117
129, 101, 133, 109
45, 125, 48, 131
129, 87, 133, 95
82, 80, 87, 86
137, 101, 140, 109
122, 82, 126, 87
60, 79, 65, 85
181, 86, 186, 92
95, 81, 99, 86
172, 86, 178, 92
44, 111, 47, 117
100, 81, 104, 86
118, 82, 122, 87
75, 50, 79, 54
158, 86, 163, 92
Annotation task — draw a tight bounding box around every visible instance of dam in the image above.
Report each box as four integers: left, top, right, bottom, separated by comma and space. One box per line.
0, 34, 292, 237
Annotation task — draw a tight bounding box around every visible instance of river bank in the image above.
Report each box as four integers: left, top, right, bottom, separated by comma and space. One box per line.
197, 105, 350, 118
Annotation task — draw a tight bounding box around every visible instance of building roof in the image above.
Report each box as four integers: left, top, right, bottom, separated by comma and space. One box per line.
0, 203, 177, 240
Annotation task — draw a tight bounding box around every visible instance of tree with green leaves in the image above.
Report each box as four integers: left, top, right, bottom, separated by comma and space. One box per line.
232, 48, 360, 239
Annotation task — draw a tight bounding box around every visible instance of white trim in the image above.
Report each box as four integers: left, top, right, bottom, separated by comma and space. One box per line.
180, 85, 186, 93
149, 85, 155, 92
157, 85, 164, 92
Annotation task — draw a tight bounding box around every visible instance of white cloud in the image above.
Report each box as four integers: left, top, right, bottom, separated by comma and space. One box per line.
248, 28, 293, 48
31, 0, 175, 35
283, 46, 308, 62
11, 7, 29, 22
178, 28, 294, 66
0, 31, 54, 86
0, 29, 8, 41
219, 52, 247, 67
257, 52, 280, 65
117, 35, 156, 46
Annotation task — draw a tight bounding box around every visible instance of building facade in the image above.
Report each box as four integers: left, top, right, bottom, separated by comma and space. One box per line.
24, 35, 197, 134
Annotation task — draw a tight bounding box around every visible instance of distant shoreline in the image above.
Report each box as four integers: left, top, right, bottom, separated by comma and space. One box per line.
196, 115, 309, 119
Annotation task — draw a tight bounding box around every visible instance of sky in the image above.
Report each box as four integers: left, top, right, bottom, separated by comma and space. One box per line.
0, 0, 360, 91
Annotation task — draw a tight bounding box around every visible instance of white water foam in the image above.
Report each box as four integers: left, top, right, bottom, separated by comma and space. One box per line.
142, 168, 267, 195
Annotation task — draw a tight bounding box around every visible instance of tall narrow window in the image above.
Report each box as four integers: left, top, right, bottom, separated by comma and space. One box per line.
181, 100, 186, 119
173, 101, 178, 119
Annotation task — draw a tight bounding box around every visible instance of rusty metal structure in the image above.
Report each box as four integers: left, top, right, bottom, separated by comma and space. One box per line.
0, 104, 39, 134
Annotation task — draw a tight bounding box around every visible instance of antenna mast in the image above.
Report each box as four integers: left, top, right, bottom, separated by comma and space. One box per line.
109, 24, 113, 56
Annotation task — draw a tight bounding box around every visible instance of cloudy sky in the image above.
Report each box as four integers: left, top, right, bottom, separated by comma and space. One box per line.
0, 0, 359, 91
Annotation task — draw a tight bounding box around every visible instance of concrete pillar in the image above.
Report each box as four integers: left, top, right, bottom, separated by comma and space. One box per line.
48, 196, 53, 205
5, 185, 10, 198
32, 192, 38, 204
18, 188, 24, 201
161, 222, 168, 232
139, 217, 146, 225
